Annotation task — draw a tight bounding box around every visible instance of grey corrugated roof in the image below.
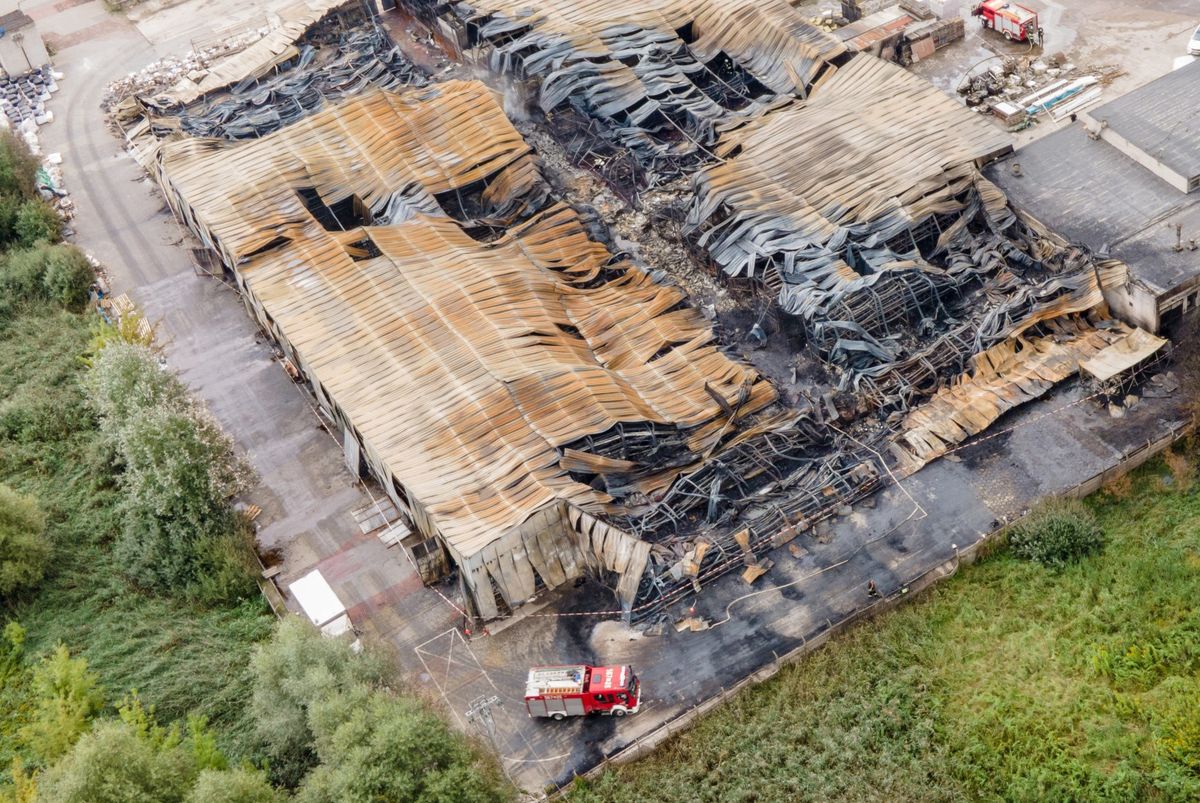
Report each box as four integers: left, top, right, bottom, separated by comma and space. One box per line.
1086, 59, 1200, 185
986, 123, 1200, 296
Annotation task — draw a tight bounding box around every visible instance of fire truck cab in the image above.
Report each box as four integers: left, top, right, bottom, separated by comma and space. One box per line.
973, 1, 1042, 44
524, 665, 641, 720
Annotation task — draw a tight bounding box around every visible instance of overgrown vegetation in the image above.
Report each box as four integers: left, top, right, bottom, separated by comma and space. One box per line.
571, 450, 1200, 802
0, 131, 508, 802
0, 128, 270, 787
0, 304, 273, 775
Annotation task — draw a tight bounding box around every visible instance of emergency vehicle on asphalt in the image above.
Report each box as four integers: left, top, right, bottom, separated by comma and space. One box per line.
524, 665, 641, 720
972, 0, 1042, 44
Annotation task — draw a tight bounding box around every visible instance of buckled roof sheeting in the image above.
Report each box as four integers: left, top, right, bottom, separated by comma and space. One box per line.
154, 80, 773, 560
689, 54, 1013, 278
461, 0, 846, 169
894, 318, 1132, 472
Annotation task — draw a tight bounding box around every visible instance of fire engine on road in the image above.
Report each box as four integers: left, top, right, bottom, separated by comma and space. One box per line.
524, 665, 641, 720
972, 1, 1043, 45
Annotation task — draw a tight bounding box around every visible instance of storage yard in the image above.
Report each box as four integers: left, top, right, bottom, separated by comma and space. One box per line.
25, 0, 1199, 794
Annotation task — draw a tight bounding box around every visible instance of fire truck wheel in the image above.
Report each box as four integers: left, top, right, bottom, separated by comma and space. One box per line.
612, 708, 627, 717
551, 713, 565, 721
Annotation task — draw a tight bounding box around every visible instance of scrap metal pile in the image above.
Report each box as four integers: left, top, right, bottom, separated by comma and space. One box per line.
686, 55, 1125, 414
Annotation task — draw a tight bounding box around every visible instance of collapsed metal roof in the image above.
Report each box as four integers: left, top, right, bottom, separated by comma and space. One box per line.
154, 81, 779, 616
453, 0, 847, 175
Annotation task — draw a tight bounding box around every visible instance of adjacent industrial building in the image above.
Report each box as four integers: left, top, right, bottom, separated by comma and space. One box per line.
989, 60, 1200, 334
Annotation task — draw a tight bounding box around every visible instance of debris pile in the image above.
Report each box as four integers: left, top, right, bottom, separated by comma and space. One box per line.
101, 27, 269, 110
451, 0, 847, 181
958, 55, 1124, 125
163, 28, 427, 140
807, 10, 847, 32
36, 153, 74, 225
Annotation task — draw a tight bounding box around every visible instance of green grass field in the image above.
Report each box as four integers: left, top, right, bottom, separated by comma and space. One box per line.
0, 306, 273, 772
571, 458, 1200, 802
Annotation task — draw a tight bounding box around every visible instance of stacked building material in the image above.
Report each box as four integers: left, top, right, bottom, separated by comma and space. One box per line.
0, 66, 57, 128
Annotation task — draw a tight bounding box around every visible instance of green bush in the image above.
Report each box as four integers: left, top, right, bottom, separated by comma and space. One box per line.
84, 343, 185, 428
13, 201, 59, 248
35, 719, 197, 803
0, 485, 50, 598
85, 343, 256, 602
1007, 498, 1104, 568
297, 691, 509, 803
0, 195, 22, 247
112, 403, 254, 601
186, 768, 284, 803
42, 248, 94, 311
0, 248, 51, 301
248, 618, 510, 800
0, 132, 39, 202
34, 694, 233, 802
0, 245, 93, 310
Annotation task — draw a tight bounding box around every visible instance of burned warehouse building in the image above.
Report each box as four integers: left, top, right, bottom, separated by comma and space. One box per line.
117, 0, 1177, 625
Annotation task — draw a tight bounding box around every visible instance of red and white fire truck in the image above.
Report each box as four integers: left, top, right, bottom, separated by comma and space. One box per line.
524, 665, 641, 720
972, 1, 1043, 44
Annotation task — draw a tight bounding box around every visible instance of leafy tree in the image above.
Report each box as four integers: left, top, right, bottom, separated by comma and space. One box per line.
13, 201, 59, 248
86, 343, 255, 601
0, 485, 49, 598
34, 720, 196, 803
186, 768, 285, 803
21, 645, 104, 762
1008, 498, 1103, 568
297, 691, 509, 803
36, 696, 233, 803
249, 617, 391, 787
250, 619, 509, 800
113, 403, 253, 598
